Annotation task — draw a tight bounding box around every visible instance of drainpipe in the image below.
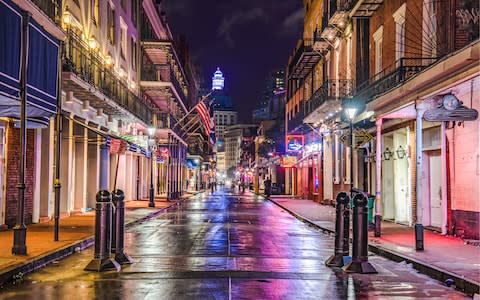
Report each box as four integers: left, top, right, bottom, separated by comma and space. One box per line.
374, 118, 383, 237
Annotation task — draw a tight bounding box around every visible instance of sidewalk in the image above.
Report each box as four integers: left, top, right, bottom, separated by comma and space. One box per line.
0, 194, 194, 286
269, 196, 480, 296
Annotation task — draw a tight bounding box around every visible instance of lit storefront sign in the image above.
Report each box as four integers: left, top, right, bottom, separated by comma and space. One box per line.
303, 142, 322, 157
286, 135, 304, 153
281, 155, 298, 168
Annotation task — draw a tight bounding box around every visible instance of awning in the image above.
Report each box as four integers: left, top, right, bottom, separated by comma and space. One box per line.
0, 0, 59, 120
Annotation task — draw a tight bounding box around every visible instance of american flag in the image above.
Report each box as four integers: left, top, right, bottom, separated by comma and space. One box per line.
195, 100, 216, 144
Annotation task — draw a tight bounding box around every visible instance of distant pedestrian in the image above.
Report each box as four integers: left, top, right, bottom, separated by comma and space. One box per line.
264, 177, 272, 198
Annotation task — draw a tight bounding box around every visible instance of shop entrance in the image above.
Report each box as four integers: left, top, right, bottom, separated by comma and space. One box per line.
428, 151, 442, 228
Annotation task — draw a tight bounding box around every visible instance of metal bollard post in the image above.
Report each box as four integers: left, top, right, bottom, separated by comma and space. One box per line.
343, 193, 377, 274
325, 192, 350, 267
85, 191, 121, 272
112, 189, 133, 264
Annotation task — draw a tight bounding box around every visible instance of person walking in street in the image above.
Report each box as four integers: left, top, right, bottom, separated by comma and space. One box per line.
264, 176, 272, 198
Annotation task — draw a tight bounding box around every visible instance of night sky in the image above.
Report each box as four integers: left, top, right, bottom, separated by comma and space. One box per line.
162, 0, 304, 122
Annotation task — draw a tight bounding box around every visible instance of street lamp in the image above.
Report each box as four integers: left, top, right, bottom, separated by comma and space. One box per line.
147, 127, 156, 208
345, 106, 357, 199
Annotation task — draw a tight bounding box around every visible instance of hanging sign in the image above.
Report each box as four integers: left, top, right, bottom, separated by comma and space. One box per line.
286, 135, 304, 153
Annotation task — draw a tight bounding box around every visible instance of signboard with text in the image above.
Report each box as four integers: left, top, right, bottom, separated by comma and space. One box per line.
286, 135, 304, 153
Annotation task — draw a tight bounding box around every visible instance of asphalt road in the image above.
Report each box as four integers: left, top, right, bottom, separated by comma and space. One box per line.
0, 189, 468, 299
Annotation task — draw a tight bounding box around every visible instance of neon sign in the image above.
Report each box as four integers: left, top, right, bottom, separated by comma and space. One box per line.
286, 135, 304, 153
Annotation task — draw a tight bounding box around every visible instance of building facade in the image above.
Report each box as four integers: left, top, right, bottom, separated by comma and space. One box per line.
0, 0, 200, 230
285, 0, 479, 238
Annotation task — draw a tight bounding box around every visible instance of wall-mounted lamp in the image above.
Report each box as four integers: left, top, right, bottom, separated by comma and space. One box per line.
383, 147, 393, 160
396, 145, 407, 159
88, 37, 98, 50
105, 55, 113, 66
63, 11, 72, 26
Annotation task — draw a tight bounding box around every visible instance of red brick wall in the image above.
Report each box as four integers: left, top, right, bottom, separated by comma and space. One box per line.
5, 122, 36, 227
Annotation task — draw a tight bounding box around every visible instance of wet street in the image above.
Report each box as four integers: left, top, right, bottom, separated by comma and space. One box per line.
0, 190, 468, 299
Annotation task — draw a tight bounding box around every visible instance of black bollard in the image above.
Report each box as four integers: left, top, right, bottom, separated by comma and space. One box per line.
325, 192, 350, 267
343, 193, 377, 274
85, 190, 121, 272
111, 189, 133, 264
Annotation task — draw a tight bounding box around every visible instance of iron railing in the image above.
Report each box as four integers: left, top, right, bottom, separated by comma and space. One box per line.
355, 57, 437, 102
31, 0, 60, 22
306, 80, 355, 115
141, 59, 188, 104
62, 31, 152, 124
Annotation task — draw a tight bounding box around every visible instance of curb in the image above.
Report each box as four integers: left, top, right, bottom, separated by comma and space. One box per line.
268, 197, 480, 297
0, 197, 189, 287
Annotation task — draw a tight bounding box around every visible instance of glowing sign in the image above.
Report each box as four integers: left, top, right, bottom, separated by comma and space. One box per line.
281, 155, 298, 168
286, 135, 304, 152
304, 142, 322, 157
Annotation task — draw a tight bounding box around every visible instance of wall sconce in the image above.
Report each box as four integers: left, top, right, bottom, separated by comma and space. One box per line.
383, 147, 393, 160
88, 37, 98, 50
130, 81, 136, 89
63, 10, 72, 27
105, 55, 113, 66
396, 145, 407, 159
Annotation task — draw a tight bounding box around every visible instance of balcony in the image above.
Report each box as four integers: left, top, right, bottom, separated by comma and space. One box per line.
350, 0, 383, 17
31, 0, 60, 22
141, 58, 188, 113
328, 0, 357, 26
355, 57, 437, 103
304, 80, 355, 123
156, 111, 186, 138
288, 40, 322, 80
62, 31, 152, 124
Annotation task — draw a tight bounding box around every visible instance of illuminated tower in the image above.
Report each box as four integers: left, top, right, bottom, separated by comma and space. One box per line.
212, 67, 225, 90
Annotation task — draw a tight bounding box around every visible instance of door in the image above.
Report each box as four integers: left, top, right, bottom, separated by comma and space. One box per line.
393, 132, 409, 223
429, 153, 442, 228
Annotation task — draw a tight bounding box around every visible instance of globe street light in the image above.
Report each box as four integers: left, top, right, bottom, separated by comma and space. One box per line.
147, 127, 156, 208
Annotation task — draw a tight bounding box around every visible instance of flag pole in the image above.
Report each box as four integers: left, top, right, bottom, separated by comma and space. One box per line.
172, 91, 214, 130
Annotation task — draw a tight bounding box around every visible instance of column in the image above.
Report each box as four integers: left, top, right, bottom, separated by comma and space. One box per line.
73, 125, 87, 211
285, 168, 291, 195
32, 129, 42, 223
86, 132, 100, 209
415, 107, 425, 249
374, 118, 383, 237
317, 152, 323, 203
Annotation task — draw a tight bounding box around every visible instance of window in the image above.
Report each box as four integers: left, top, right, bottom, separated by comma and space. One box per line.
422, 0, 437, 59
91, 0, 99, 25
120, 18, 127, 59
393, 3, 406, 63
107, 3, 115, 44
131, 37, 137, 71
373, 26, 383, 78
132, 0, 138, 24
230, 115, 235, 124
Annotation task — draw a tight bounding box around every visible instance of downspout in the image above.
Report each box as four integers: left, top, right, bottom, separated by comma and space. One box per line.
374, 118, 383, 237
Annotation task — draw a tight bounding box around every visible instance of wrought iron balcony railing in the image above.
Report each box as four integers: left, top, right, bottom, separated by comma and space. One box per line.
62, 31, 152, 124
31, 0, 60, 22
306, 80, 355, 115
355, 57, 437, 102
141, 60, 188, 103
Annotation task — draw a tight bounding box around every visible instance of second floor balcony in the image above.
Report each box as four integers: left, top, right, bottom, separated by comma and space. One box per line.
31, 0, 60, 23
288, 40, 322, 80
304, 79, 355, 123
141, 46, 189, 113
62, 31, 152, 124
355, 57, 437, 103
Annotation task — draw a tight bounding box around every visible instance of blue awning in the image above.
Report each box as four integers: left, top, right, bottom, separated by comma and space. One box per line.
0, 0, 59, 121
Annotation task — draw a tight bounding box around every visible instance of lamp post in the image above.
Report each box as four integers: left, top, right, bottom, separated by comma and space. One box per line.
345, 107, 357, 198
147, 127, 155, 207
